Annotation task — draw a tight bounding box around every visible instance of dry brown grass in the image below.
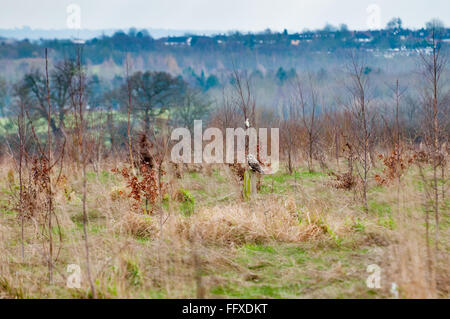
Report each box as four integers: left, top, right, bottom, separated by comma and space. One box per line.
0, 156, 448, 298
382, 167, 450, 298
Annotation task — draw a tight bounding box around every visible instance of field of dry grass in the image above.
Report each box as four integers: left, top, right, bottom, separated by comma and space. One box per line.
0, 156, 448, 299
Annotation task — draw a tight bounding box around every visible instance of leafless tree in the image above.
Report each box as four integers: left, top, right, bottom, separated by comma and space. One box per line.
324, 109, 343, 169
17, 99, 26, 262
230, 66, 256, 127
173, 88, 210, 131
344, 51, 375, 213
392, 80, 406, 189
121, 70, 184, 137
279, 100, 301, 174
44, 48, 55, 283
292, 73, 322, 172
69, 46, 97, 298
20, 59, 74, 143
418, 23, 449, 250
125, 56, 135, 174
209, 88, 240, 131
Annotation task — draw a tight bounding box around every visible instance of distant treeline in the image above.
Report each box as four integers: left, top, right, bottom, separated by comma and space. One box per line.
0, 18, 449, 64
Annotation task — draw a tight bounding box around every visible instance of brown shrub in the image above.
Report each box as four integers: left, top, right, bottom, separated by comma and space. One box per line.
330, 171, 356, 190
374, 149, 415, 186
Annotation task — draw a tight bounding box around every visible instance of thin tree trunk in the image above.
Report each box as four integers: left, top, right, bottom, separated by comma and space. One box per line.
432, 33, 439, 251
126, 57, 135, 174
45, 48, 54, 284
76, 47, 97, 299
362, 101, 369, 213
288, 150, 292, 174
309, 133, 313, 172
18, 101, 25, 263
335, 131, 339, 169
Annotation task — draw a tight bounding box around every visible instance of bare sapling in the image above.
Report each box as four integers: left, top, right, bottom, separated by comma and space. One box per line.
344, 52, 375, 213
69, 46, 97, 298
126, 55, 135, 175
418, 23, 448, 251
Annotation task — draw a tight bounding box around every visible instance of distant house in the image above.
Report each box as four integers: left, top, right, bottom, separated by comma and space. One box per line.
71, 38, 85, 44
164, 36, 191, 46
355, 32, 372, 42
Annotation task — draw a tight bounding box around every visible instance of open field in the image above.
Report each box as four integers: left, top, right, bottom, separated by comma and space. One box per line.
0, 156, 448, 299
0, 0, 449, 305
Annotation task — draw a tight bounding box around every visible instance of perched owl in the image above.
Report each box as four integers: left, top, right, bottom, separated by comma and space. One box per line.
247, 154, 264, 174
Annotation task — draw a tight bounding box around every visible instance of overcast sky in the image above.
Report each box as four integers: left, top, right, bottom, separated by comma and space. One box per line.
0, 0, 448, 32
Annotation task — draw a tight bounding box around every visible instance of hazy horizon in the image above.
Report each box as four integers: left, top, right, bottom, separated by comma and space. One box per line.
0, 0, 448, 36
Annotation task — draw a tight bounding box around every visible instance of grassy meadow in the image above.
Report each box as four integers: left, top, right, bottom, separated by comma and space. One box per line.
0, 155, 448, 299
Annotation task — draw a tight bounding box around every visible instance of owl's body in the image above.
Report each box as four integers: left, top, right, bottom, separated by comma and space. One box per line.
247, 154, 264, 174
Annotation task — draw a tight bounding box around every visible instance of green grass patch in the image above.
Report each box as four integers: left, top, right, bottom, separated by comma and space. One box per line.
188, 172, 200, 179
369, 201, 391, 216
369, 201, 395, 229
368, 185, 384, 194
86, 170, 114, 184
294, 170, 328, 179
243, 244, 276, 254
212, 169, 226, 183
177, 188, 195, 216
210, 243, 377, 298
